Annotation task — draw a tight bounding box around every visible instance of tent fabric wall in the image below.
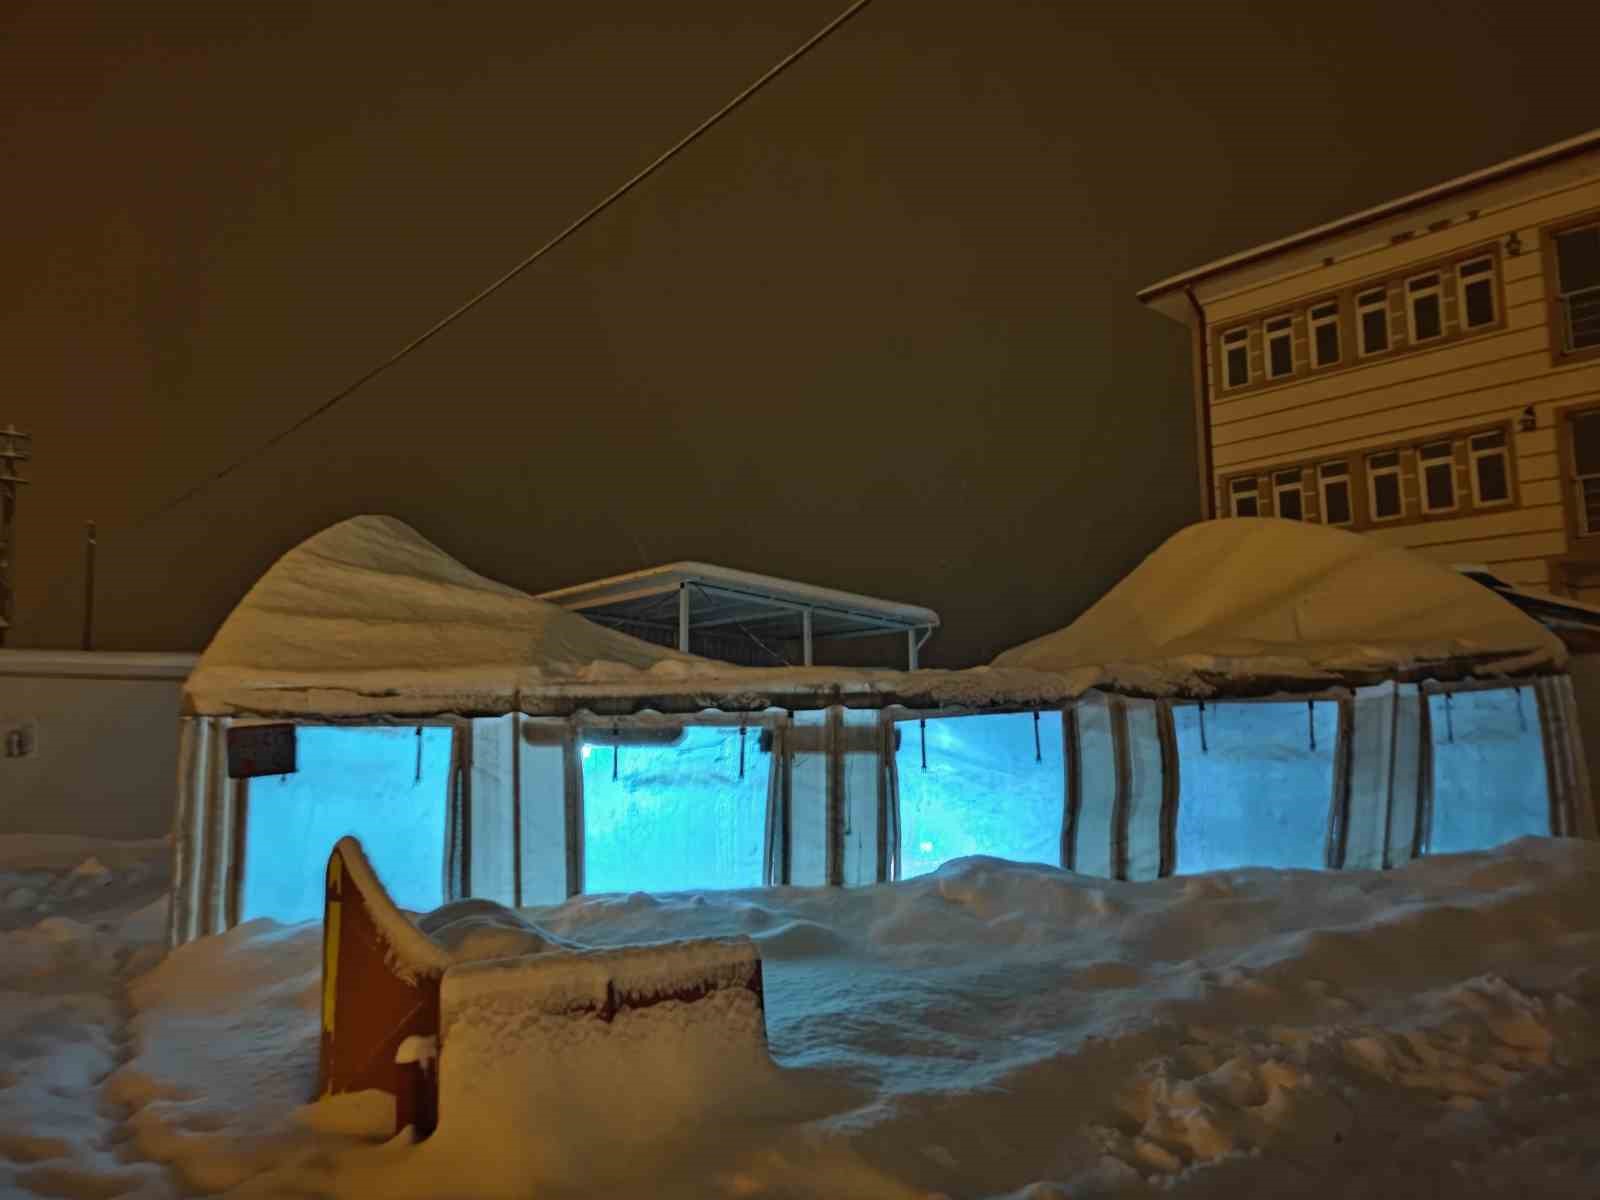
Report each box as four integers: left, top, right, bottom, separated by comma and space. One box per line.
517, 718, 573, 905
1056, 694, 1176, 882
1169, 700, 1340, 875
1423, 684, 1552, 855
1340, 684, 1421, 871
1068, 695, 1118, 877
168, 717, 241, 945
1379, 686, 1428, 868
1120, 700, 1172, 882
1536, 674, 1596, 839
466, 716, 517, 908
170, 683, 1593, 947
839, 710, 882, 887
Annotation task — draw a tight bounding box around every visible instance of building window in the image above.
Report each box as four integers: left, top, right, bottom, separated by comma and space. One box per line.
1308, 300, 1340, 367
1419, 441, 1457, 513
1264, 315, 1294, 379
1357, 286, 1390, 356
1570, 409, 1600, 536
1230, 476, 1260, 517
1468, 430, 1511, 506
1318, 461, 1352, 526
1406, 273, 1443, 342
1273, 469, 1304, 520
1221, 327, 1250, 389
1554, 223, 1600, 353
1367, 451, 1402, 520
1457, 256, 1498, 329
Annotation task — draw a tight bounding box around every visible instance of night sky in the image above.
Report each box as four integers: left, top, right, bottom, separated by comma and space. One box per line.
4, 1, 1593, 666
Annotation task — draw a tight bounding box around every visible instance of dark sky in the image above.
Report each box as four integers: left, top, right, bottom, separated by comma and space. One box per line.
3, 0, 1593, 666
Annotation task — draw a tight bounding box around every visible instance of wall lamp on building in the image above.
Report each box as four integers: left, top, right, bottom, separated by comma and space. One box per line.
1519, 406, 1537, 433
1504, 231, 1523, 256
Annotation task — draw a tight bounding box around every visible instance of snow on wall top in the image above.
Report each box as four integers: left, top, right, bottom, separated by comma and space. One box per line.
993, 518, 1566, 684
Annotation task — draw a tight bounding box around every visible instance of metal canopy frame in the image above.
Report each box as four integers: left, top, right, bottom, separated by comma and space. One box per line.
538, 562, 939, 669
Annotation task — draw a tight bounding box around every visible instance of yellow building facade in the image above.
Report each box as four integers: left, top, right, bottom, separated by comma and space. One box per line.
1141, 130, 1600, 599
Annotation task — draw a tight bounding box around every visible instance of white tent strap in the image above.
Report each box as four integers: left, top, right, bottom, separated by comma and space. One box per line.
1535, 674, 1594, 838
168, 717, 242, 946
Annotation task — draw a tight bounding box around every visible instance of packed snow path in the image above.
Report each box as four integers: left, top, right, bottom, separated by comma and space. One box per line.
5, 835, 1600, 1197
0, 837, 172, 1199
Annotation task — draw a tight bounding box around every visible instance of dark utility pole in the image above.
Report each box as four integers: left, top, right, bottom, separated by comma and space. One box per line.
82, 521, 97, 651
0, 426, 31, 648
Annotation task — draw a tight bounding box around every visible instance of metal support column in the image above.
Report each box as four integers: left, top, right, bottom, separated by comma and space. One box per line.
802, 608, 814, 666
907, 628, 919, 670
677, 583, 691, 653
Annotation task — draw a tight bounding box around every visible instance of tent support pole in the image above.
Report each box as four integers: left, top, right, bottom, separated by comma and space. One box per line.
802, 608, 814, 666
677, 583, 691, 653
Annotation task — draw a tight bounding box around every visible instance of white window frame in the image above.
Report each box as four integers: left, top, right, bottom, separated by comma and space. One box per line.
1229, 475, 1260, 517
1356, 286, 1390, 357
1456, 255, 1498, 330
1318, 461, 1353, 527
1467, 429, 1512, 507
1405, 272, 1444, 344
1263, 314, 1294, 380
1220, 327, 1251, 390
1273, 468, 1305, 520
1308, 300, 1341, 368
1418, 441, 1458, 514
1571, 408, 1600, 536
1365, 451, 1403, 522
1554, 223, 1600, 353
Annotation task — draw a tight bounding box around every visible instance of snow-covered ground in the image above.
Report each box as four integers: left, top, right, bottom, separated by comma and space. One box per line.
5, 833, 1600, 1198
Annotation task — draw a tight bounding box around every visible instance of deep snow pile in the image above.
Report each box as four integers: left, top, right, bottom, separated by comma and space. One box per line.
8, 836, 1600, 1197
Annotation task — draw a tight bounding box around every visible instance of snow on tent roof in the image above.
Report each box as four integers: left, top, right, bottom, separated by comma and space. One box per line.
184, 516, 1085, 718
992, 519, 1565, 692
184, 516, 711, 716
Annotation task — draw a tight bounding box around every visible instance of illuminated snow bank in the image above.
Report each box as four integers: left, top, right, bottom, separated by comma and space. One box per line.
51, 835, 1600, 1198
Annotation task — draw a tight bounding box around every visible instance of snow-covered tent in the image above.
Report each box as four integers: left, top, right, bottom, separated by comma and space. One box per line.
988, 518, 1594, 879
171, 516, 1079, 942
171, 516, 1595, 945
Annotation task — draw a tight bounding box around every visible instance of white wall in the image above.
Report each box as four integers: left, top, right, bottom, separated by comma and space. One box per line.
0, 651, 194, 839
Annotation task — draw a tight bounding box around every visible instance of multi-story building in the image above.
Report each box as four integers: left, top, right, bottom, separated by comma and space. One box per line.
1139, 129, 1600, 599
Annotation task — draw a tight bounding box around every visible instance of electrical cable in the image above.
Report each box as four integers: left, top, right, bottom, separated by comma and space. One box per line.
10, 0, 877, 640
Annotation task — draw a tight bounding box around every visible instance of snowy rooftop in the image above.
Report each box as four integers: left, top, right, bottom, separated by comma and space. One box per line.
536, 560, 938, 668
1139, 127, 1600, 318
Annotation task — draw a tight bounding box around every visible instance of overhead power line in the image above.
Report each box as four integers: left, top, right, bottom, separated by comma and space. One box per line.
12, 0, 876, 639
137, 0, 878, 531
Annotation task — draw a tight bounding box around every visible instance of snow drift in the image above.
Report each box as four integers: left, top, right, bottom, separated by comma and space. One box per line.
13, 834, 1600, 1197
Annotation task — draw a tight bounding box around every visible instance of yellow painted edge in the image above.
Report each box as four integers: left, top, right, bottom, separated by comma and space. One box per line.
322, 853, 343, 1038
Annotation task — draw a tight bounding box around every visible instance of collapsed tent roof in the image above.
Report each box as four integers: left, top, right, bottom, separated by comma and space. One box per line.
186, 515, 1568, 720
993, 518, 1566, 690
183, 517, 1076, 718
